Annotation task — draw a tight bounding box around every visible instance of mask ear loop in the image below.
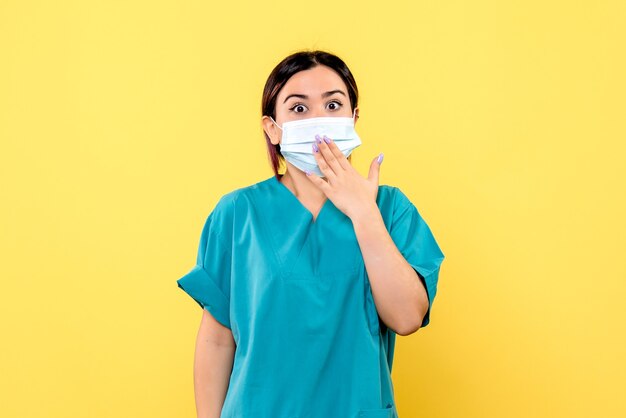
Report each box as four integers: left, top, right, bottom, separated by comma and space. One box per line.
269, 116, 283, 131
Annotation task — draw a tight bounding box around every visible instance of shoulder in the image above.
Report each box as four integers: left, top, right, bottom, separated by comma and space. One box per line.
377, 184, 417, 215
212, 177, 272, 212
203, 177, 271, 231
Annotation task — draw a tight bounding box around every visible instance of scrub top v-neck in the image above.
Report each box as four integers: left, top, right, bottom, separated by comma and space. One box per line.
177, 175, 445, 418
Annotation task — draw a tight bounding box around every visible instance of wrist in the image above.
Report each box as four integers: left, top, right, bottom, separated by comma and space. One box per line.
349, 202, 382, 226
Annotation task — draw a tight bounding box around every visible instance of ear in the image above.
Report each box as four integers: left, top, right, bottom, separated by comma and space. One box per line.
353, 107, 360, 125
261, 115, 281, 145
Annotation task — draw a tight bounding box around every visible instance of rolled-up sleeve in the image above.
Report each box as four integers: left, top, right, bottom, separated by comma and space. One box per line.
389, 187, 445, 328
176, 195, 234, 330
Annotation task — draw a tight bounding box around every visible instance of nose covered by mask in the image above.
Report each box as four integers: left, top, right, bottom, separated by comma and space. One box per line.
270, 109, 361, 177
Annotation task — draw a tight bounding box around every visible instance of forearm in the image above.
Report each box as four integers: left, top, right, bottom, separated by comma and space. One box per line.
350, 203, 429, 335
193, 329, 235, 418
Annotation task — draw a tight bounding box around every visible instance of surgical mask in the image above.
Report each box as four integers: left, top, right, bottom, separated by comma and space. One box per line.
270, 109, 361, 177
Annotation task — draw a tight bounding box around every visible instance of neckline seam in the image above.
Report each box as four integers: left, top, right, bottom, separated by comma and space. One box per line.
272, 175, 331, 224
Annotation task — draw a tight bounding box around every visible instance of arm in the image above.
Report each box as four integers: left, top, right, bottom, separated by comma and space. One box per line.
193, 309, 236, 418
351, 204, 429, 336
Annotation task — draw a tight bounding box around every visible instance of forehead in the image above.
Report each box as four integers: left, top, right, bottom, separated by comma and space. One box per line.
278, 65, 347, 100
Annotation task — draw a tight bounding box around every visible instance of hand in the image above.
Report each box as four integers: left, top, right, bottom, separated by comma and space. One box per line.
306, 134, 384, 221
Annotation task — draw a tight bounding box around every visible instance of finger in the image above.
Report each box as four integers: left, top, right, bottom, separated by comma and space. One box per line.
368, 152, 383, 185
320, 135, 351, 171
312, 141, 338, 181
315, 135, 344, 176
305, 167, 332, 194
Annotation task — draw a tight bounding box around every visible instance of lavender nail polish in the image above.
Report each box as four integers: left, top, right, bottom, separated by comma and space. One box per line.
312, 143, 319, 153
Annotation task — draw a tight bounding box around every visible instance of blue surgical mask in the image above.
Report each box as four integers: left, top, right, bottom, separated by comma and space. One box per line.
270, 109, 361, 177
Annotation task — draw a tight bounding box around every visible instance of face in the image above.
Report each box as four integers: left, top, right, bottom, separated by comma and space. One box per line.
262, 65, 359, 147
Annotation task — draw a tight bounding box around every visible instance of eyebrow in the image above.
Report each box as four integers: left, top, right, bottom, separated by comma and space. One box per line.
282, 89, 347, 104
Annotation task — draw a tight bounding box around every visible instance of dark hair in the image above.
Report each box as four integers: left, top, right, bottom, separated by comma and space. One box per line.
261, 49, 359, 179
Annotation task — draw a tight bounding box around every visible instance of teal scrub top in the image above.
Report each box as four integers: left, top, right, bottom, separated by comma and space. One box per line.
177, 175, 445, 418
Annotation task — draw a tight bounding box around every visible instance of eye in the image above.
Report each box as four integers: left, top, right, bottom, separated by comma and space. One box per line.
289, 103, 308, 113
326, 100, 343, 111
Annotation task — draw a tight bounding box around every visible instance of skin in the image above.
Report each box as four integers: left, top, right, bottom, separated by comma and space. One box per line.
192, 310, 235, 418
193, 64, 429, 417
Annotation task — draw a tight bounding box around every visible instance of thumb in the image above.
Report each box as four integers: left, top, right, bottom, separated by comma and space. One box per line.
368, 152, 384, 184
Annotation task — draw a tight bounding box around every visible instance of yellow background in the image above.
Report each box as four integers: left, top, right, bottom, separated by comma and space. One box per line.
1, 1, 624, 417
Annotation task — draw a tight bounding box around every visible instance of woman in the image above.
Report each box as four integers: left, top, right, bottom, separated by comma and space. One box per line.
177, 50, 445, 418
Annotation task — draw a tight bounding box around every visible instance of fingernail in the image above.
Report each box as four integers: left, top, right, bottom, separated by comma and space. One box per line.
323, 135, 331, 144
305, 169, 312, 176
315, 134, 321, 141
377, 153, 384, 164
312, 143, 319, 153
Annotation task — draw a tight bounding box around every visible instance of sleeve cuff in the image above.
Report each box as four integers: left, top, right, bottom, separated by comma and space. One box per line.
411, 264, 441, 329
177, 264, 231, 329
